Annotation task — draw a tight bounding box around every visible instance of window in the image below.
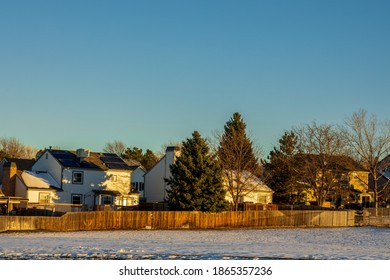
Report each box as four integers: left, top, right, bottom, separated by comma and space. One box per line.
102, 195, 112, 205
110, 175, 117, 182
257, 195, 267, 204
71, 194, 83, 205
39, 193, 50, 204
132, 182, 144, 192
72, 171, 83, 184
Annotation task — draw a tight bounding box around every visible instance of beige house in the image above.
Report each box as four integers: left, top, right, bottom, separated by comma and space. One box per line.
303, 156, 373, 208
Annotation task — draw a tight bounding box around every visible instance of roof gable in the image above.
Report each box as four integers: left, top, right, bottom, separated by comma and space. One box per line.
295, 154, 367, 172
19, 170, 61, 190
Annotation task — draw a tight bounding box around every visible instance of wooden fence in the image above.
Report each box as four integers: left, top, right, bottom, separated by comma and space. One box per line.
362, 208, 390, 226
0, 210, 356, 232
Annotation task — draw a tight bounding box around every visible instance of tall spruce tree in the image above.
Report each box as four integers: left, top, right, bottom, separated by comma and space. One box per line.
166, 131, 228, 212
263, 131, 303, 204
217, 112, 261, 211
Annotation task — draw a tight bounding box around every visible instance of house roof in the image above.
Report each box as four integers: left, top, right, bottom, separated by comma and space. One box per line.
224, 170, 274, 193
2, 158, 35, 171
46, 149, 132, 171
379, 154, 390, 171
295, 154, 367, 172
144, 154, 166, 175
124, 159, 142, 169
382, 171, 390, 180
17, 170, 61, 191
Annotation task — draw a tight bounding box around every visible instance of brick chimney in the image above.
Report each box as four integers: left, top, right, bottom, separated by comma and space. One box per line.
2, 162, 17, 196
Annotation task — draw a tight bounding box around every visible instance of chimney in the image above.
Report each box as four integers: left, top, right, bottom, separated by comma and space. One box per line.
2, 162, 17, 196
165, 146, 180, 158
164, 146, 181, 199
76, 148, 90, 162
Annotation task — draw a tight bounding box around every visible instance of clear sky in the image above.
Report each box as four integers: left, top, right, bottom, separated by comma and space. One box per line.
1, 0, 389, 156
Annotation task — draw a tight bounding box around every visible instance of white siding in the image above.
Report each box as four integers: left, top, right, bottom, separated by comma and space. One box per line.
105, 170, 132, 194
225, 190, 273, 204
131, 167, 146, 198
31, 150, 134, 209
144, 148, 180, 203
15, 176, 56, 204
59, 168, 131, 209
32, 151, 62, 186
144, 157, 166, 202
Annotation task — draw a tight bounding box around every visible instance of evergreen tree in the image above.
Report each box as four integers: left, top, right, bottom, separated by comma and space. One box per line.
166, 131, 228, 212
263, 131, 303, 204
217, 112, 261, 210
123, 147, 158, 170
142, 149, 159, 170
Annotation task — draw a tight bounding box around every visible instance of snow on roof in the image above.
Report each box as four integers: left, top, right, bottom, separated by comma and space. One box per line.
224, 170, 273, 192
21, 171, 60, 189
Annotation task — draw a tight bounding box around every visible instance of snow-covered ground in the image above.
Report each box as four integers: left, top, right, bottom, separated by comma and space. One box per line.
0, 227, 389, 260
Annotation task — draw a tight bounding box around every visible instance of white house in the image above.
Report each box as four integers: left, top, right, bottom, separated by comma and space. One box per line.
125, 159, 147, 201
144, 146, 273, 205
32, 149, 139, 210
15, 170, 61, 206
223, 171, 274, 204
144, 146, 180, 202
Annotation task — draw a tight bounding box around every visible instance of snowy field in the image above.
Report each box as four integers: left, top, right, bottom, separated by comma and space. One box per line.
0, 227, 389, 260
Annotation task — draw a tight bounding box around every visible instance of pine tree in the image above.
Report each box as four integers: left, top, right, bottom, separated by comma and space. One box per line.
217, 112, 261, 210
123, 147, 158, 170
166, 131, 228, 212
263, 131, 303, 204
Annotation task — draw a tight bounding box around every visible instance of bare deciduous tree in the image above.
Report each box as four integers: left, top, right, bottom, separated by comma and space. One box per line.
103, 140, 127, 157
0, 137, 37, 159
23, 146, 38, 159
345, 109, 390, 208
294, 122, 348, 206
216, 112, 263, 211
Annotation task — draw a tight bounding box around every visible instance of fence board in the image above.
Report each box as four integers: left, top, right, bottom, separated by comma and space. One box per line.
363, 208, 390, 226
0, 210, 359, 232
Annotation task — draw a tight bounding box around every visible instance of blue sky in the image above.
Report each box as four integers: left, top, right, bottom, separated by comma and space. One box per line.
1, 0, 389, 156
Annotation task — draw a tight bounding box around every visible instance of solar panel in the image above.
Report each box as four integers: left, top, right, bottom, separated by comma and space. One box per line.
103, 153, 118, 157
51, 151, 74, 160
100, 156, 123, 163
106, 163, 131, 170
79, 161, 95, 168
99, 153, 131, 170
58, 158, 80, 167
